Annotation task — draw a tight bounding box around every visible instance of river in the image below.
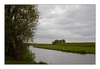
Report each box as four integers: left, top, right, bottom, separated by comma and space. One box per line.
29, 46, 95, 64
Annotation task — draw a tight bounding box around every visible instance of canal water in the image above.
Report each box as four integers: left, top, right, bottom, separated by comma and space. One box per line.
29, 46, 95, 64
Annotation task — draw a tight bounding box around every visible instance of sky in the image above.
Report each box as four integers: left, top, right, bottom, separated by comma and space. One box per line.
34, 4, 95, 43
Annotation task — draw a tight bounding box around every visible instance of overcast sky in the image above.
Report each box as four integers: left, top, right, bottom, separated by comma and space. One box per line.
34, 4, 95, 43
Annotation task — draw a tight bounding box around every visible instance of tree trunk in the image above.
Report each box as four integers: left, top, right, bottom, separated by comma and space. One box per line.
7, 37, 22, 60
7, 43, 13, 56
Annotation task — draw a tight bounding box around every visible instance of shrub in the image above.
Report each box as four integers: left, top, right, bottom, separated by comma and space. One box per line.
21, 44, 35, 62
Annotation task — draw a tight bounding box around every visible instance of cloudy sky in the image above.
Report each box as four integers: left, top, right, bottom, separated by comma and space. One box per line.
34, 4, 95, 43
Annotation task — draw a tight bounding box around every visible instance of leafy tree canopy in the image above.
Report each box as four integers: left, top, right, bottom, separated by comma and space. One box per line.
5, 5, 39, 60
5, 5, 39, 42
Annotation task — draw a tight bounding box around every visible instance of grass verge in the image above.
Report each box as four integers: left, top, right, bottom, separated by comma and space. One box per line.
32, 42, 95, 54
5, 43, 47, 64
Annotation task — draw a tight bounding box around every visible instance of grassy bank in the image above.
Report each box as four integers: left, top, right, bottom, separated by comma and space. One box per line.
5, 56, 37, 64
5, 43, 47, 64
5, 56, 47, 64
32, 42, 95, 54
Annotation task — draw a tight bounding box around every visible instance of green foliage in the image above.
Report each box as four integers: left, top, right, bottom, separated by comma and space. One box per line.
5, 5, 39, 60
5, 43, 36, 64
5, 5, 39, 43
5, 56, 37, 64
52, 39, 65, 45
21, 44, 35, 62
5, 55, 47, 64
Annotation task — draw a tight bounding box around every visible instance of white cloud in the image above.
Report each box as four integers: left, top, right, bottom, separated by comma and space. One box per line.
49, 5, 66, 14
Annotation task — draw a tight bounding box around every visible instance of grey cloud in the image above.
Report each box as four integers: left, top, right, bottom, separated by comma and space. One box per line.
55, 5, 95, 37
34, 4, 95, 43
38, 5, 56, 18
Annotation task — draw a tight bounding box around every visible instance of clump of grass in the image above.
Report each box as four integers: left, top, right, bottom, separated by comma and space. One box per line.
38, 61, 47, 64
77, 50, 87, 54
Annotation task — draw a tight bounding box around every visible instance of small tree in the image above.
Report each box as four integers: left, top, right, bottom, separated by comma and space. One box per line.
52, 39, 59, 45
60, 39, 65, 43
52, 39, 66, 45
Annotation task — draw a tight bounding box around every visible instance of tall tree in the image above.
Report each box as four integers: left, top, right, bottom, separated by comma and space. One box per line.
5, 5, 39, 60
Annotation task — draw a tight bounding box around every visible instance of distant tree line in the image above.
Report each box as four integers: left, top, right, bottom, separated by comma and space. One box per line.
52, 39, 66, 45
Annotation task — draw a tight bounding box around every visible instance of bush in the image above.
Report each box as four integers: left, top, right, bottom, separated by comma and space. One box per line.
21, 43, 35, 62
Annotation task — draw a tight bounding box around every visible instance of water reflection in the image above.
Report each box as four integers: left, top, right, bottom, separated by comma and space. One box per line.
29, 46, 95, 64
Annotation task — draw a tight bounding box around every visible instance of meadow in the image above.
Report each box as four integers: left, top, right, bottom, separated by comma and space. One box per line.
32, 42, 95, 54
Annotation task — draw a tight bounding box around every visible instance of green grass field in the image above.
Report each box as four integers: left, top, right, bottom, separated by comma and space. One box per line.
32, 42, 95, 54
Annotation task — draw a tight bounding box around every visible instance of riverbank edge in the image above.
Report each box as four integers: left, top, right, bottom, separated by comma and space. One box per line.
5, 45, 47, 64
5, 55, 47, 64
33, 46, 95, 54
